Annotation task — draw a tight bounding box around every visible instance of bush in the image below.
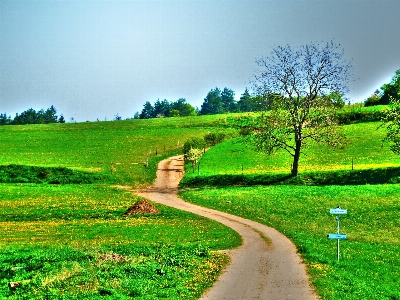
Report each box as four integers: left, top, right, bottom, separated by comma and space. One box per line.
0, 165, 107, 184
204, 133, 225, 146
364, 94, 381, 107
179, 167, 400, 187
336, 106, 388, 124
183, 138, 205, 155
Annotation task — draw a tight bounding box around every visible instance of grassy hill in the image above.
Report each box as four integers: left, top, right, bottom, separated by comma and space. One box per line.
2, 114, 399, 299
0, 116, 234, 187
184, 121, 400, 177
179, 121, 400, 300
0, 116, 241, 299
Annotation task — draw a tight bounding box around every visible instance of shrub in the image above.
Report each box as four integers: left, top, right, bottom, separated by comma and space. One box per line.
204, 133, 225, 146
183, 138, 205, 155
0, 165, 107, 184
336, 106, 388, 124
364, 94, 381, 107
179, 167, 400, 187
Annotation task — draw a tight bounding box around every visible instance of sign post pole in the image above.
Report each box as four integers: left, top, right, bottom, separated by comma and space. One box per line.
327, 207, 347, 261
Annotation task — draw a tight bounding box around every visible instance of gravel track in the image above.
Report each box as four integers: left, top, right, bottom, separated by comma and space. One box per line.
135, 155, 318, 300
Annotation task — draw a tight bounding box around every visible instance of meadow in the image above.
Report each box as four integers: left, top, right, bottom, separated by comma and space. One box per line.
0, 116, 241, 299
2, 113, 400, 299
179, 121, 400, 299
183, 121, 400, 177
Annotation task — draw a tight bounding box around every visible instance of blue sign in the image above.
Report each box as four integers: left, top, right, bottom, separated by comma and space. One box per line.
330, 208, 347, 215
327, 233, 347, 240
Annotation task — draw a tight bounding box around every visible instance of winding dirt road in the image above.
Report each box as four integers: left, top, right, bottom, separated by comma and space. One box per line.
136, 155, 318, 300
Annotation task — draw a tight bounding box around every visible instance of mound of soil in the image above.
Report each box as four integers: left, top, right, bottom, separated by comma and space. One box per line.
123, 199, 159, 216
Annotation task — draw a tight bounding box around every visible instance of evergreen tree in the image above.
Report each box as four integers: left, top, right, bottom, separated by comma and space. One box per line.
140, 101, 154, 119
237, 88, 253, 112
200, 88, 223, 115
221, 87, 236, 112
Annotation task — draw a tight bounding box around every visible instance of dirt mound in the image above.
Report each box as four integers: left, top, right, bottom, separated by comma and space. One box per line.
123, 199, 159, 216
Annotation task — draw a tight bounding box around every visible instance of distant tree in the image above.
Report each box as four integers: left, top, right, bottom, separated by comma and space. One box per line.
154, 99, 170, 117
169, 109, 180, 117
237, 88, 253, 112
58, 115, 66, 123
140, 101, 154, 119
221, 87, 236, 112
170, 98, 197, 116
13, 108, 37, 125
44, 105, 58, 123
381, 96, 400, 154
380, 69, 400, 105
324, 91, 346, 108
0, 113, 12, 125
245, 41, 352, 176
114, 114, 122, 121
364, 89, 382, 107
200, 88, 223, 115
133, 112, 140, 119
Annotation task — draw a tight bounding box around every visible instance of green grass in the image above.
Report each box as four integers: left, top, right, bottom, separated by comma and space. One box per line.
0, 116, 241, 299
3, 112, 400, 299
0, 183, 241, 299
0, 116, 234, 187
179, 119, 400, 299
184, 122, 400, 177
180, 185, 400, 300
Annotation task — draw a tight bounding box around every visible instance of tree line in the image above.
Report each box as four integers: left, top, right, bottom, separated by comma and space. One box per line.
136, 87, 272, 119
135, 98, 197, 119
0, 105, 65, 125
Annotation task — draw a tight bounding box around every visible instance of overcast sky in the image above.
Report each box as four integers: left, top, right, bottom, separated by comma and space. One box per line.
1, 0, 399, 122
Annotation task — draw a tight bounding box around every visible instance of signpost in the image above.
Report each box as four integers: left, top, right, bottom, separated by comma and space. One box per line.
327, 206, 347, 261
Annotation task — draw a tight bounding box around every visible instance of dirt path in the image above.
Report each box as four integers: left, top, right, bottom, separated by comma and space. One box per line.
136, 155, 318, 300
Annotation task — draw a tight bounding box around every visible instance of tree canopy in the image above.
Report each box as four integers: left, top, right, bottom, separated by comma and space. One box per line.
138, 98, 197, 119
381, 96, 400, 154
379, 69, 400, 105
243, 41, 353, 176
0, 106, 65, 125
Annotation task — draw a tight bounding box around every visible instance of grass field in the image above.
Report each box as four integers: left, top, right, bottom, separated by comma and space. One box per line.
2, 114, 400, 299
179, 121, 400, 299
0, 116, 241, 299
0, 116, 234, 187
184, 122, 400, 177
180, 185, 400, 299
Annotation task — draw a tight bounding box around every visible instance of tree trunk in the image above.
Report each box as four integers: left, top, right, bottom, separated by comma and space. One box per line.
291, 139, 301, 176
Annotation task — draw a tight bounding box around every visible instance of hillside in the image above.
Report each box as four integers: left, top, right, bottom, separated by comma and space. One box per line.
0, 116, 241, 299
184, 121, 398, 176
0, 115, 234, 187
179, 120, 400, 300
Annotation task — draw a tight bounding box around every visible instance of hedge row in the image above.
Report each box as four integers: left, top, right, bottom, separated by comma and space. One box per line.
336, 106, 388, 124
179, 167, 400, 187
0, 165, 108, 184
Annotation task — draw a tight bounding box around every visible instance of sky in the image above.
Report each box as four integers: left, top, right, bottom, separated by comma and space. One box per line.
1, 0, 399, 122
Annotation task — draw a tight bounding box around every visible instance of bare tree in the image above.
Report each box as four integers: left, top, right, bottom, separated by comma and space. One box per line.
248, 41, 353, 176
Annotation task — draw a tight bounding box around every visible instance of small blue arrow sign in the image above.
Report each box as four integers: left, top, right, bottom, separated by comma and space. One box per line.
327, 233, 347, 240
